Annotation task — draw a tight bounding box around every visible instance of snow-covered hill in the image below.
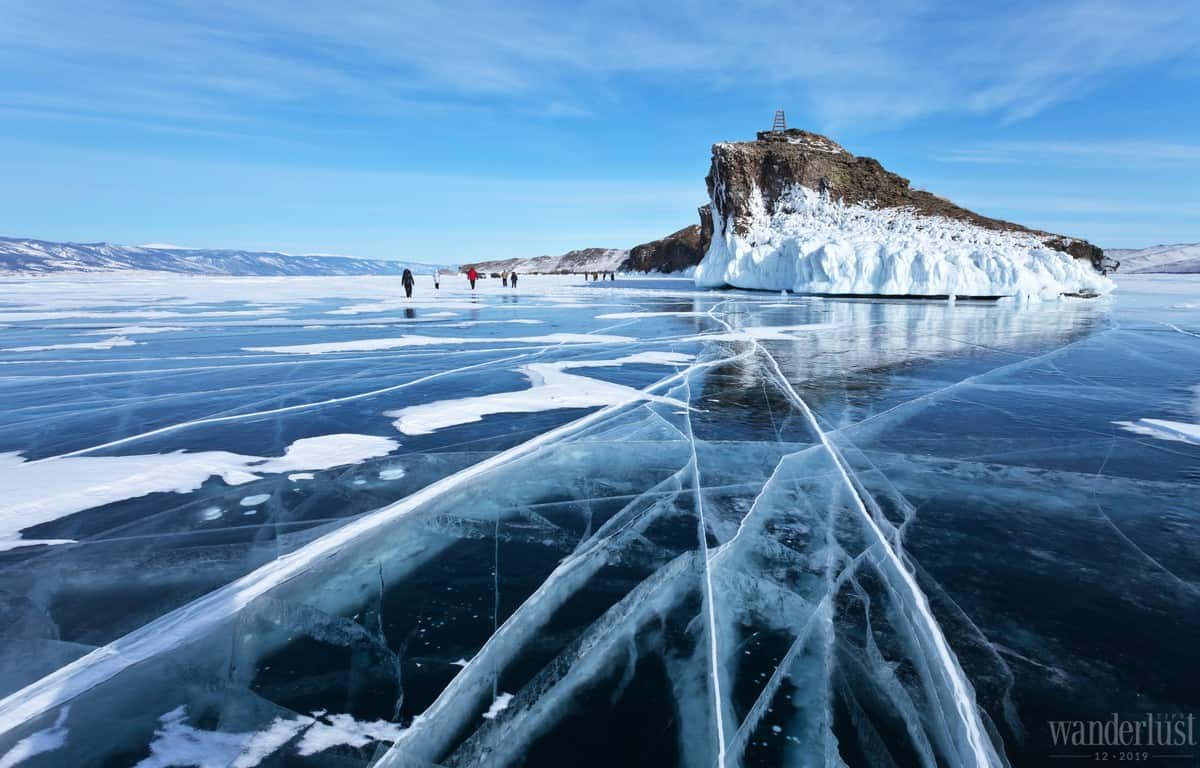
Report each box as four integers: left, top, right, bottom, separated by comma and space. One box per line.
1107, 244, 1200, 274
0, 236, 445, 276
462, 247, 628, 275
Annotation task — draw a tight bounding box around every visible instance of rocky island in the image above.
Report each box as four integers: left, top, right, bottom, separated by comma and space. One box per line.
693, 129, 1116, 298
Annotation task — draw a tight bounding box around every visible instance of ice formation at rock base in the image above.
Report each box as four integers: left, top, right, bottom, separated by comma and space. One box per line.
695, 186, 1114, 300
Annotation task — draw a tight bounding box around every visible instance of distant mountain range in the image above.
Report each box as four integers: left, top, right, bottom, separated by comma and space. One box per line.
0, 236, 445, 276
6, 233, 1194, 281
1107, 243, 1200, 274
461, 247, 631, 275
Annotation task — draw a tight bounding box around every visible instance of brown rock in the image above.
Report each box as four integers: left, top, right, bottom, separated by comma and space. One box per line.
621, 205, 713, 273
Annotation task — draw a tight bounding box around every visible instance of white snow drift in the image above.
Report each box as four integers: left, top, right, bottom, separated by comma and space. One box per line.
0, 434, 397, 551
1114, 418, 1200, 445
695, 186, 1113, 300
3, 336, 137, 352
386, 351, 693, 434
244, 332, 632, 355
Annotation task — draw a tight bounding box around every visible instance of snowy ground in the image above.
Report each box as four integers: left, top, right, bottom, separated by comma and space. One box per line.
0, 273, 1197, 767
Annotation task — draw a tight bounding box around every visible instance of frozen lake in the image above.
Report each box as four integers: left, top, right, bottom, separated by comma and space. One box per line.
0, 272, 1197, 767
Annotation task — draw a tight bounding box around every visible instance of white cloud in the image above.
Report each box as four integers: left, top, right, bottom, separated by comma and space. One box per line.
0, 0, 1196, 125
941, 141, 1200, 167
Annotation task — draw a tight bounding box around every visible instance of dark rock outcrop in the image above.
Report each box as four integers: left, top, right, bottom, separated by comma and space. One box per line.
621, 205, 713, 273
707, 129, 1111, 271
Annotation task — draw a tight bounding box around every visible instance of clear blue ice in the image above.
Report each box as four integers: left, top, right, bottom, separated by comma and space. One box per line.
0, 273, 1197, 767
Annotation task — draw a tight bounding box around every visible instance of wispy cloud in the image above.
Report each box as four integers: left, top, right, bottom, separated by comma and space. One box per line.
941, 141, 1200, 167
1, 0, 1196, 128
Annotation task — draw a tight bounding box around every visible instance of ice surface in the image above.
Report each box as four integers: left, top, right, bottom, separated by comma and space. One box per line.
0, 273, 1196, 768
695, 186, 1113, 299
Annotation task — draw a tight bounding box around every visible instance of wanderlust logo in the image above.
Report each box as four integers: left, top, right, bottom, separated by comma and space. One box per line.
1048, 713, 1196, 760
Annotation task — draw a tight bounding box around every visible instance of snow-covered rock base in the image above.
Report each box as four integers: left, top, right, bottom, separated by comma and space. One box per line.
695, 186, 1114, 299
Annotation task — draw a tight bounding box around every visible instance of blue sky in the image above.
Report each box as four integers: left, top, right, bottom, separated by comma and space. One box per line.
0, 0, 1197, 263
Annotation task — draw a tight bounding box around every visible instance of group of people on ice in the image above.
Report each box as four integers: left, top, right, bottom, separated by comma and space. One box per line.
463, 267, 517, 290
399, 266, 518, 296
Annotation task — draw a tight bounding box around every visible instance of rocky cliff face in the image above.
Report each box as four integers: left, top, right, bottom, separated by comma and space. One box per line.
707, 129, 1109, 271
620, 206, 712, 273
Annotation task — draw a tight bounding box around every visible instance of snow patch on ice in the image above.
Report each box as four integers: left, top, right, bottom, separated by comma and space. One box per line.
240, 494, 270, 507
0, 706, 69, 768
385, 352, 693, 434
294, 712, 405, 756
134, 706, 312, 768
695, 185, 1113, 300
3, 336, 137, 352
1114, 418, 1200, 445
287, 472, 314, 481
0, 434, 397, 551
244, 333, 633, 355
481, 693, 514, 720
80, 326, 185, 336
132, 706, 404, 767
379, 465, 406, 480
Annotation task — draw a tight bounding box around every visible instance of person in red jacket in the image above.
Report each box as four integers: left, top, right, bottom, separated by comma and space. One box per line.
467, 267, 478, 289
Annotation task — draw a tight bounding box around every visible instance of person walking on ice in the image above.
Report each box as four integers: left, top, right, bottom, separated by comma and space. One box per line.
510, 271, 518, 288
401, 268, 415, 298
466, 267, 478, 289
433, 269, 440, 290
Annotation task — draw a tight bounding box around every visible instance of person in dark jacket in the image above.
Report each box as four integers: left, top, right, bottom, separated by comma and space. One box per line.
401, 268, 415, 298
467, 267, 478, 289
510, 271, 518, 288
